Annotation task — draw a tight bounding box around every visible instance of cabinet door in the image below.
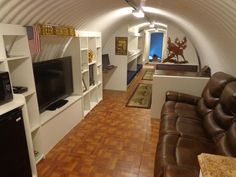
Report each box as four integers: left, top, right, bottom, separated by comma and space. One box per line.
0, 109, 32, 177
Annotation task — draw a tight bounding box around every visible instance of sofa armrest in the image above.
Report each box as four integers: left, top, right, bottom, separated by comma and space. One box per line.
166, 91, 200, 105
164, 165, 198, 177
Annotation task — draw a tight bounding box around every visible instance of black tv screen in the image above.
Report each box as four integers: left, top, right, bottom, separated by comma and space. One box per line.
33, 56, 73, 113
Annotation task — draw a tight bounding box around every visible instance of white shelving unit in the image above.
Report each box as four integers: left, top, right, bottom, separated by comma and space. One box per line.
0, 23, 39, 177
77, 31, 103, 117
0, 24, 103, 177
103, 25, 143, 91
127, 29, 143, 85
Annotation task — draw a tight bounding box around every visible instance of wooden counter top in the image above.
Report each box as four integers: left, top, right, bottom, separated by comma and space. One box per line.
198, 153, 236, 177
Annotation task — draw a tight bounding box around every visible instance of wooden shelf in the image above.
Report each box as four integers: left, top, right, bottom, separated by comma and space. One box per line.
102, 65, 117, 73
88, 60, 96, 65
97, 81, 102, 86
23, 90, 35, 97
82, 69, 89, 74
89, 84, 97, 91
127, 50, 142, 63
80, 47, 88, 51
83, 90, 90, 96
35, 153, 44, 164
6, 55, 29, 61
0, 99, 24, 116
31, 124, 40, 133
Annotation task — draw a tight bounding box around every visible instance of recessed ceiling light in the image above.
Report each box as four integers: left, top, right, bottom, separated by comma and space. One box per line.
132, 9, 144, 18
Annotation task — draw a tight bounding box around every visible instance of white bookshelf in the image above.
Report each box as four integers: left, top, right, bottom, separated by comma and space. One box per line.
77, 31, 103, 117
0, 24, 39, 177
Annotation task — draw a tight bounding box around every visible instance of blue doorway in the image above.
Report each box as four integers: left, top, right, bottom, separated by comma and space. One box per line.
149, 32, 164, 62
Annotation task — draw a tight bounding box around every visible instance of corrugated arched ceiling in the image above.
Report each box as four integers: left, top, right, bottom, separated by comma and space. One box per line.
0, 0, 236, 74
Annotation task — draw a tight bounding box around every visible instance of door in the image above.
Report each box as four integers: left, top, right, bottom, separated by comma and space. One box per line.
0, 108, 32, 177
149, 32, 164, 62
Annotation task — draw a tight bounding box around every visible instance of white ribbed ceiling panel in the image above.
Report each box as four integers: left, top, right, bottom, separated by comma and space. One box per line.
0, 0, 235, 74
0, 0, 235, 40
0, 0, 127, 27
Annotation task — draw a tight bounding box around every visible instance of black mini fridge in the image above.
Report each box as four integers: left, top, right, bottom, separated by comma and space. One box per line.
0, 108, 32, 177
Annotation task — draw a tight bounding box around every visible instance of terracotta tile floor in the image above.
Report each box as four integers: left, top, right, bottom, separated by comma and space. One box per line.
37, 67, 160, 177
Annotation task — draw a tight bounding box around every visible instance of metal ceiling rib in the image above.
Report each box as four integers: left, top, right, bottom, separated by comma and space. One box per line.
192, 0, 236, 40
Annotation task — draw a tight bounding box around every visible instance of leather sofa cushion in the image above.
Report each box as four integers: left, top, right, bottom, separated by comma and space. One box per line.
220, 81, 236, 116
213, 104, 235, 130
197, 72, 236, 115
202, 88, 219, 108
164, 165, 199, 177
161, 101, 200, 120
160, 114, 211, 143
216, 122, 236, 156
203, 112, 225, 142
155, 134, 215, 177
197, 98, 212, 117
203, 72, 236, 98
166, 91, 200, 105
202, 82, 236, 143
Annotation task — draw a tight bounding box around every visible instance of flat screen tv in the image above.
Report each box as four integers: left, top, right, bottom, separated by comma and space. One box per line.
33, 56, 73, 113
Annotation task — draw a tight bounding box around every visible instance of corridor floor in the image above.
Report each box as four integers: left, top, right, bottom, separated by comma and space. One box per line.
37, 67, 160, 177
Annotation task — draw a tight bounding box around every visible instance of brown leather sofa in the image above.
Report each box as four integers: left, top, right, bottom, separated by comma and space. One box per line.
154, 72, 236, 177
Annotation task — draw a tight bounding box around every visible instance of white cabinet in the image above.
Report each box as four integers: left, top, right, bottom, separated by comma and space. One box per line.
40, 98, 82, 154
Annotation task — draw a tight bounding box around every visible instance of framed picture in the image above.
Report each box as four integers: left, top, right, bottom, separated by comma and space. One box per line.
82, 78, 87, 92
115, 37, 128, 55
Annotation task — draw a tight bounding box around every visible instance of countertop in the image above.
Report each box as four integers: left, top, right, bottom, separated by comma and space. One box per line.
198, 153, 236, 177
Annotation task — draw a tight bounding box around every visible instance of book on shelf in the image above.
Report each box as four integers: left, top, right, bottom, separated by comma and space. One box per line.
89, 64, 95, 86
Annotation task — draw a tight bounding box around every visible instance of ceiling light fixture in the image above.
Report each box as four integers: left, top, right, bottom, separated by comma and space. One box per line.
132, 9, 145, 18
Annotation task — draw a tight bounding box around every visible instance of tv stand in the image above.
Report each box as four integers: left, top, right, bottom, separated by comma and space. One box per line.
47, 99, 69, 111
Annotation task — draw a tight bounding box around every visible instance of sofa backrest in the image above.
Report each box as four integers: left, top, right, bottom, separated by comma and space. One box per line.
203, 81, 236, 156
199, 65, 211, 77
197, 72, 236, 117
216, 122, 236, 156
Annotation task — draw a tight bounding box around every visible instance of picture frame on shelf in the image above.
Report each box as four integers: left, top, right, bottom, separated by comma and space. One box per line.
82, 78, 87, 92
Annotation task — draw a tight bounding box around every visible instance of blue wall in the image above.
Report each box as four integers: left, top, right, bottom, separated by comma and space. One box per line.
149, 32, 164, 61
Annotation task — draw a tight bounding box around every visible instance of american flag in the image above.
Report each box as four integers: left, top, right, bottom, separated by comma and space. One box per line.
26, 25, 41, 56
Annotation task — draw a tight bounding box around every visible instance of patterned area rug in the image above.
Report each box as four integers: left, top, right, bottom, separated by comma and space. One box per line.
142, 69, 155, 80
126, 83, 152, 108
